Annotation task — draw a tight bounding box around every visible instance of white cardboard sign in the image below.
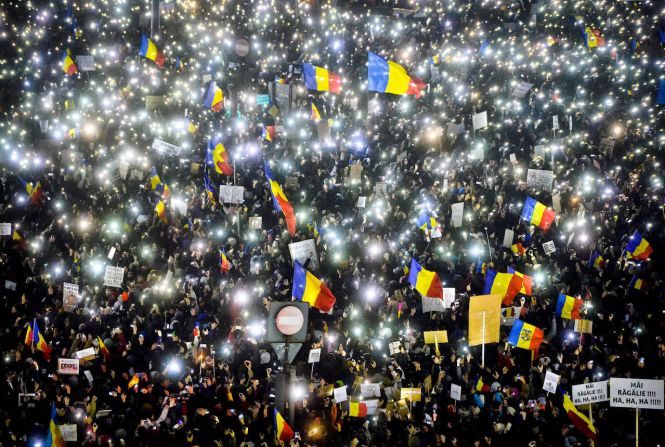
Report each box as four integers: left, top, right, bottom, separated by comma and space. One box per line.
103, 266, 124, 287
422, 296, 446, 313
63, 282, 79, 311
58, 358, 80, 375
361, 383, 382, 398
308, 348, 321, 363
152, 138, 182, 156
543, 370, 560, 394
451, 383, 462, 401
334, 386, 348, 403
219, 185, 244, 204
288, 239, 319, 270
75, 347, 97, 360
572, 381, 609, 405
364, 399, 379, 415
0, 223, 11, 236
609, 378, 664, 410
543, 240, 556, 255
502, 229, 515, 248
443, 288, 455, 309
527, 169, 554, 192
472, 111, 488, 130
76, 55, 95, 71
451, 202, 464, 228
59, 424, 78, 442
357, 196, 366, 208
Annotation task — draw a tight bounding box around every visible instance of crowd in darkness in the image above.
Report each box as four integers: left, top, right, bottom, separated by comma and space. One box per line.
0, 0, 664, 446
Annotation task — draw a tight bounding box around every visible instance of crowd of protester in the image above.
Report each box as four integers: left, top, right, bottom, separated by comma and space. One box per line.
0, 0, 664, 446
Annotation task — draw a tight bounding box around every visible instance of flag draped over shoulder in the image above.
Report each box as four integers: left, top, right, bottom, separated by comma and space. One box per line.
46, 403, 65, 447
367, 51, 426, 98
292, 261, 336, 312
563, 393, 597, 442
264, 161, 296, 236
274, 408, 294, 442
303, 63, 342, 94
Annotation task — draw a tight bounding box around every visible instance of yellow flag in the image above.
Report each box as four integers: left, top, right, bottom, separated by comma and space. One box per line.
468, 294, 502, 346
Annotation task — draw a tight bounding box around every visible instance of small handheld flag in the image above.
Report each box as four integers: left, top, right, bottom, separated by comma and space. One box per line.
139, 35, 165, 68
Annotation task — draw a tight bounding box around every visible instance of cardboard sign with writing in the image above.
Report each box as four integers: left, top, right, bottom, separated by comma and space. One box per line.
610, 378, 664, 409
219, 185, 244, 204
308, 348, 321, 363
527, 169, 554, 192
543, 370, 560, 394
58, 358, 80, 375
357, 196, 366, 208
451, 383, 462, 401
288, 239, 319, 270
249, 216, 262, 230
574, 319, 593, 334
502, 229, 515, 248
572, 381, 609, 405
103, 266, 124, 288
400, 387, 422, 402
552, 192, 562, 213
76, 55, 95, 71
349, 164, 363, 181
75, 347, 97, 361
422, 296, 445, 313
361, 383, 381, 398
152, 138, 182, 156
472, 111, 488, 130
451, 202, 464, 228
423, 331, 448, 344
364, 399, 379, 415
543, 240, 556, 255
0, 223, 11, 236
59, 424, 77, 442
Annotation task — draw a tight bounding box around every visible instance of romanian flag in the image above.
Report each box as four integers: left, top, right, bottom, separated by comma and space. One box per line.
155, 200, 167, 223
556, 294, 583, 320
507, 267, 532, 296
416, 213, 439, 231
507, 320, 544, 352
303, 63, 342, 94
475, 376, 490, 393
483, 269, 523, 305
203, 169, 218, 205
67, 127, 80, 139
62, 49, 78, 75
98, 336, 110, 360
262, 125, 276, 142
563, 393, 597, 442
264, 161, 296, 236
521, 197, 556, 230
33, 321, 51, 361
203, 80, 224, 112
511, 243, 526, 256
24, 319, 35, 346
12, 229, 24, 241
220, 249, 231, 273
311, 103, 321, 122
588, 251, 605, 268
292, 261, 336, 312
206, 135, 233, 176
45, 403, 65, 447
26, 181, 44, 204
625, 231, 652, 260
274, 409, 294, 442
368, 51, 426, 98
139, 34, 165, 68
407, 258, 443, 299
149, 167, 171, 199
629, 275, 645, 290
187, 121, 198, 134
429, 54, 440, 65
584, 27, 605, 48
476, 261, 487, 277
348, 402, 368, 417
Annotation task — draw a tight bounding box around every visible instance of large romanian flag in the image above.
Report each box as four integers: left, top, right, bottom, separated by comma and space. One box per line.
264, 161, 296, 236
556, 294, 583, 320
507, 320, 544, 352
563, 393, 597, 442
521, 196, 556, 230
625, 231, 652, 260
62, 49, 78, 75
292, 261, 336, 312
416, 213, 439, 231
139, 35, 165, 68
45, 403, 65, 447
274, 409, 294, 442
483, 269, 523, 305
33, 320, 52, 361
348, 402, 368, 417
303, 63, 341, 94
507, 267, 532, 296
368, 51, 426, 98
407, 258, 443, 299
220, 249, 231, 273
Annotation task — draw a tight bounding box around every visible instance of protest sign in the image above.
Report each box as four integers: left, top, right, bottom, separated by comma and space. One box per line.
333, 386, 348, 403
572, 381, 609, 405
543, 240, 556, 255
58, 358, 80, 375
543, 370, 560, 394
249, 216, 262, 230
502, 229, 514, 248
288, 239, 319, 270
63, 282, 79, 311
361, 383, 382, 398
59, 424, 77, 442
219, 185, 244, 204
451, 202, 464, 228
472, 111, 488, 130
76, 55, 95, 71
152, 138, 182, 156
609, 378, 664, 409
527, 169, 554, 192
451, 384, 462, 401
103, 266, 124, 287
0, 223, 11, 235
308, 348, 321, 363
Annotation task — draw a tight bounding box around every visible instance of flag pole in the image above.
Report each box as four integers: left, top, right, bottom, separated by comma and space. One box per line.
635, 408, 639, 447
589, 404, 594, 447
481, 311, 486, 368
484, 227, 492, 262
